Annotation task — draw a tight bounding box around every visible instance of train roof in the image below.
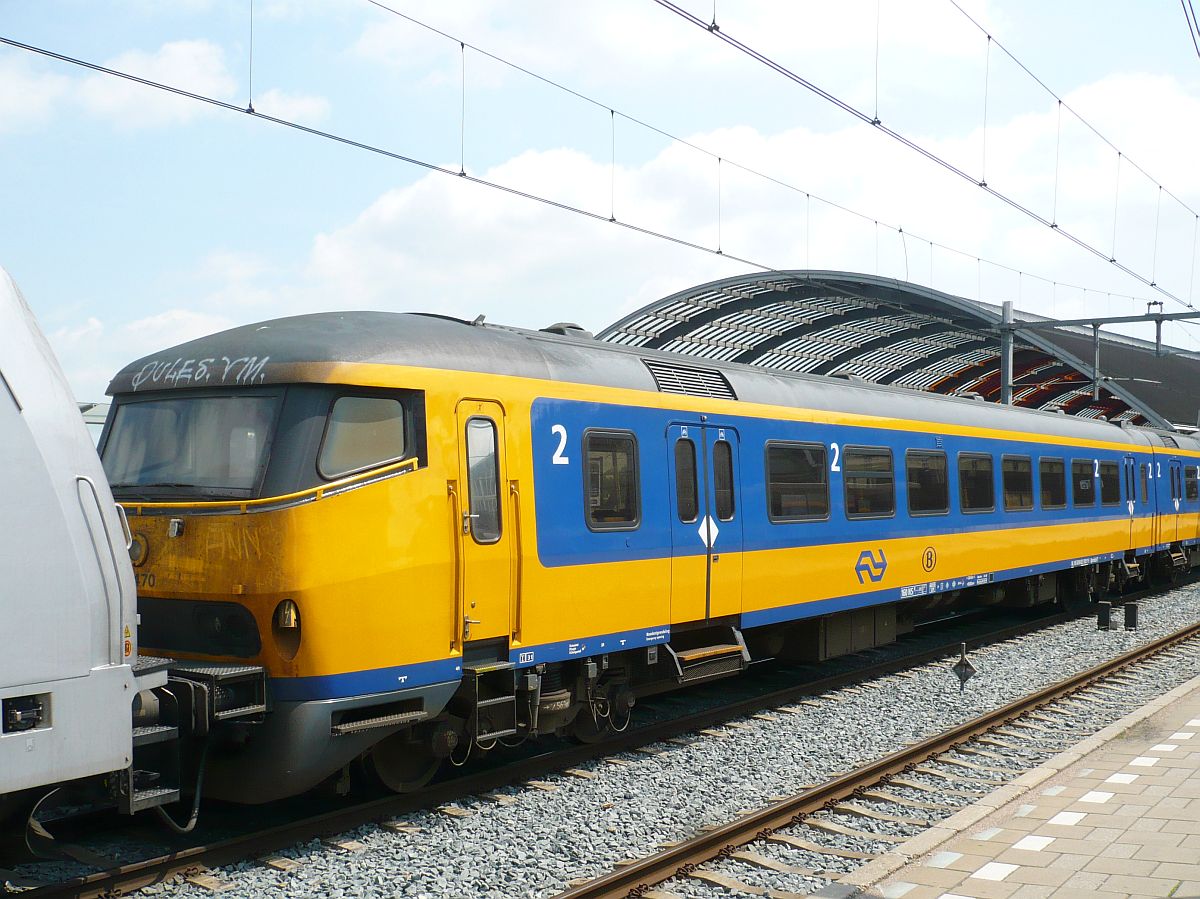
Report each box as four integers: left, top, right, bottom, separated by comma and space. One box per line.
108, 310, 1199, 451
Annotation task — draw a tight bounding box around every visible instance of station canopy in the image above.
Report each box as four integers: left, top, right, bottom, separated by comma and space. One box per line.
597, 271, 1200, 432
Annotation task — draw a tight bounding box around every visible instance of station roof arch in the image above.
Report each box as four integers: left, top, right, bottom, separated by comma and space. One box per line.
597, 271, 1200, 432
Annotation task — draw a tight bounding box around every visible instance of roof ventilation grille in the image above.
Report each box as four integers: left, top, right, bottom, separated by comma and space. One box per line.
1162, 434, 1179, 448
642, 359, 737, 400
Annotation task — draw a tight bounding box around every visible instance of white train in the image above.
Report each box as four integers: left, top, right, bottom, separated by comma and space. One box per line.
0, 270, 262, 851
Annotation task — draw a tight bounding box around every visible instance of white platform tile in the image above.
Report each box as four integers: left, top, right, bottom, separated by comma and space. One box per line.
1080, 790, 1114, 803
1013, 835, 1055, 852
1105, 772, 1138, 784
1013, 803, 1038, 818
879, 882, 917, 898
1130, 756, 1160, 767
1150, 744, 1178, 752
1188, 719, 1200, 727
936, 894, 977, 899
1049, 811, 1087, 825
972, 827, 1004, 841
1170, 732, 1194, 740
928, 851, 963, 869
1041, 785, 1065, 796
972, 862, 1019, 882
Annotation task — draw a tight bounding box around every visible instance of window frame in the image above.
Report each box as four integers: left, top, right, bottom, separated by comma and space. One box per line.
842, 444, 896, 521
582, 428, 642, 532
1098, 459, 1122, 507
1001, 454, 1035, 512
712, 438, 735, 522
1038, 456, 1067, 510
673, 437, 699, 524
316, 392, 410, 481
764, 440, 830, 523
1188, 465, 1200, 502
463, 416, 502, 545
957, 451, 995, 514
1071, 458, 1096, 507
905, 449, 949, 517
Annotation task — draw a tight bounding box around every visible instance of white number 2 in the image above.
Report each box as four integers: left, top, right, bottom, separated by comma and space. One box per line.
830, 442, 841, 472
551, 424, 570, 465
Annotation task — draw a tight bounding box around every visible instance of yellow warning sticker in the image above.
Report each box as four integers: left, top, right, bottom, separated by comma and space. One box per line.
123, 625, 131, 638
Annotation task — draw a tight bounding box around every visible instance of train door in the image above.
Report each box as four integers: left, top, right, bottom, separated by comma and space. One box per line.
1168, 459, 1183, 544
454, 400, 512, 647
1123, 455, 1137, 549
666, 423, 743, 624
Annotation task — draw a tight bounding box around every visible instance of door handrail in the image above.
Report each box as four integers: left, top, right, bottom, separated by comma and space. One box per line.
447, 480, 464, 653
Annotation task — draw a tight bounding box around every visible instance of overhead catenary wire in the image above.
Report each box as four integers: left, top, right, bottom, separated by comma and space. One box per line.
649, 0, 1199, 314
0, 20, 1191, 349
1179, 0, 1200, 60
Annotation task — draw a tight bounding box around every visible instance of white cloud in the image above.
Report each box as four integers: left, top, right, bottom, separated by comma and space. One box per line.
79, 40, 238, 128
0, 55, 71, 134
253, 88, 331, 125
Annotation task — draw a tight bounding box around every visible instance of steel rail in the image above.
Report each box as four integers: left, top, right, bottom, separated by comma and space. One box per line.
553, 615, 1200, 899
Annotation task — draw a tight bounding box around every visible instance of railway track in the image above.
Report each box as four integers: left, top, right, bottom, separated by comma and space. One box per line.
554, 612, 1200, 899
9, 590, 1189, 899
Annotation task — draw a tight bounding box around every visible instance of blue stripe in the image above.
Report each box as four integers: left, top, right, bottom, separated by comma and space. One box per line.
269, 656, 463, 702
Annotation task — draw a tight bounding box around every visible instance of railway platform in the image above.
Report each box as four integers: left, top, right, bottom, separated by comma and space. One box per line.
832, 674, 1200, 899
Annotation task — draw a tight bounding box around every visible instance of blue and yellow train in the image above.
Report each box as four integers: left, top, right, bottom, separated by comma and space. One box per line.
99, 311, 1200, 801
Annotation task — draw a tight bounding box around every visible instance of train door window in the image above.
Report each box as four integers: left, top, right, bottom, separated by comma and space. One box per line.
958, 453, 994, 513
844, 446, 894, 519
1071, 459, 1095, 506
766, 442, 828, 521
1188, 466, 1199, 502
1039, 457, 1066, 509
674, 438, 698, 523
318, 396, 406, 478
906, 450, 948, 516
1099, 461, 1121, 506
585, 431, 640, 530
1002, 455, 1034, 511
464, 418, 500, 543
713, 440, 735, 521
1140, 463, 1149, 503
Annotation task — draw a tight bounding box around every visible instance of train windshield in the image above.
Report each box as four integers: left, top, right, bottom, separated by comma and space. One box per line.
103, 394, 279, 498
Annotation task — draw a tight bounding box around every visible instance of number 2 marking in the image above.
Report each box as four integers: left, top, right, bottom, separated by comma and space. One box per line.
830, 442, 841, 472
551, 424, 569, 465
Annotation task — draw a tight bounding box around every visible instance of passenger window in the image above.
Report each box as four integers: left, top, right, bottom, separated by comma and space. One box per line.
1099, 461, 1121, 506
318, 396, 406, 478
1039, 458, 1066, 509
958, 453, 994, 513
713, 440, 735, 522
674, 439, 698, 523
1140, 463, 1149, 503
464, 418, 500, 543
1071, 459, 1095, 506
906, 450, 948, 516
1188, 466, 1199, 502
1002, 456, 1034, 511
766, 442, 828, 521
585, 431, 639, 529
844, 446, 894, 519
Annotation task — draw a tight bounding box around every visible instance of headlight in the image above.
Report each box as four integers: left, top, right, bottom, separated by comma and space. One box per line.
272, 599, 301, 661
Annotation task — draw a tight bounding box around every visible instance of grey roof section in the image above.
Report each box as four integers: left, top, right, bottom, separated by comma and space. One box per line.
107, 307, 1194, 451
598, 271, 1200, 431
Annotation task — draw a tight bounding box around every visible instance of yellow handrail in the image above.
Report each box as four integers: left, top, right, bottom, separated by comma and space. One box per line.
120, 456, 419, 515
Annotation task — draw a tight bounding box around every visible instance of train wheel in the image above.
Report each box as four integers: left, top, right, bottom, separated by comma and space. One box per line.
569, 708, 613, 744
367, 736, 441, 793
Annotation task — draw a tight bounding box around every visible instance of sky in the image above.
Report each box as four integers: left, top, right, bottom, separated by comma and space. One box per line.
3, 0, 1200, 400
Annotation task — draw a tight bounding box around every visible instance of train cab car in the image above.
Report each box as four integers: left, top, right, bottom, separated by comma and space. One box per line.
101, 311, 1200, 802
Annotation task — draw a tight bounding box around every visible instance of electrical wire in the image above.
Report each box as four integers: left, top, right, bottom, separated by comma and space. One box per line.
649, 0, 1199, 313
1183, 0, 1200, 60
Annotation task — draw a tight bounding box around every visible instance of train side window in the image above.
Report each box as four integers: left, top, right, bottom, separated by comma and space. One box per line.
713, 440, 735, 522
1188, 466, 1200, 502
958, 453, 994, 513
844, 446, 894, 519
1071, 459, 1095, 506
464, 418, 501, 543
1039, 457, 1066, 509
674, 438, 698, 523
1002, 455, 1034, 511
766, 442, 828, 521
1140, 463, 1149, 503
906, 450, 948, 516
1098, 461, 1121, 506
584, 431, 640, 530
318, 396, 406, 479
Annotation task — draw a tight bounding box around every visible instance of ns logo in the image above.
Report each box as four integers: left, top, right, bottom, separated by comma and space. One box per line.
854, 548, 888, 584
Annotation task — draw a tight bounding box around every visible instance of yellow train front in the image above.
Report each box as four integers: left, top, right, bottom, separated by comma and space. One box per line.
100, 311, 1200, 802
